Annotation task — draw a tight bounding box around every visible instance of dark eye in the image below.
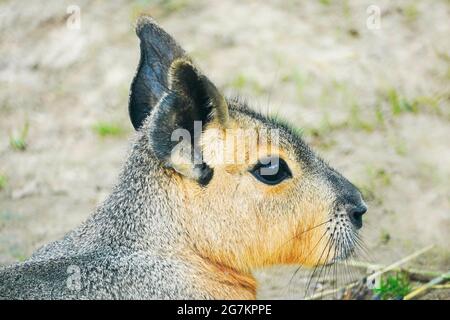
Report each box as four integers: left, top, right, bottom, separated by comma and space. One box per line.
250, 157, 292, 185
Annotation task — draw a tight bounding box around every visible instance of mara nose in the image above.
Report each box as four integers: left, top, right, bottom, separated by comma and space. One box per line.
348, 204, 367, 229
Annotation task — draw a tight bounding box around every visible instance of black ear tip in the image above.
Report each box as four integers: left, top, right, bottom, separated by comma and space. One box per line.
129, 16, 186, 131
135, 15, 158, 38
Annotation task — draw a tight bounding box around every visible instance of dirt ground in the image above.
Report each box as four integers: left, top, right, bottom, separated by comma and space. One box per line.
0, 0, 449, 299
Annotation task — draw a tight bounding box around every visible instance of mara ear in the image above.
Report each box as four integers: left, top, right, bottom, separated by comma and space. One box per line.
148, 59, 229, 185
129, 16, 185, 130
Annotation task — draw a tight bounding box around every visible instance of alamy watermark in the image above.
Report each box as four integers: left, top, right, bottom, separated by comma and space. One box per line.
66, 5, 81, 30
66, 264, 82, 291
366, 5, 381, 30
170, 121, 281, 175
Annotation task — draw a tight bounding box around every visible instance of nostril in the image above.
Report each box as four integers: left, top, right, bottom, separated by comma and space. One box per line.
348, 205, 367, 229
355, 205, 367, 217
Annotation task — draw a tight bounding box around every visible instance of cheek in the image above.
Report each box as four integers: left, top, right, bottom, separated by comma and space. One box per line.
188, 169, 261, 223
256, 182, 335, 260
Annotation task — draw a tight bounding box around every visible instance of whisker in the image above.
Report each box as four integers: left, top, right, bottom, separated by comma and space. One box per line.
286, 228, 329, 298
341, 233, 358, 289
304, 238, 331, 297
306, 227, 337, 294
265, 58, 281, 115
352, 233, 372, 262
313, 233, 337, 297
322, 237, 339, 291
263, 219, 331, 267
321, 236, 339, 300
335, 236, 347, 297
338, 238, 351, 297
336, 232, 349, 299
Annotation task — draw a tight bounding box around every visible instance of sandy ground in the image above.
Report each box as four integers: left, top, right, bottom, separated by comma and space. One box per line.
0, 0, 449, 299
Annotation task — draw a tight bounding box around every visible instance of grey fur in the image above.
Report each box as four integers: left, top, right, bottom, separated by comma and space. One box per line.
0, 127, 209, 299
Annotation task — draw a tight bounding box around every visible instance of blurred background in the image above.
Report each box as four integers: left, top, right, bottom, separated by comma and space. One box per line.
0, 0, 449, 299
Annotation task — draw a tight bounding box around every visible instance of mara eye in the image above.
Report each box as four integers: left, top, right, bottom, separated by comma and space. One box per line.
250, 157, 292, 185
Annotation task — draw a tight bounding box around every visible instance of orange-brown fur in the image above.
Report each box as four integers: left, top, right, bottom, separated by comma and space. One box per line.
174, 119, 336, 298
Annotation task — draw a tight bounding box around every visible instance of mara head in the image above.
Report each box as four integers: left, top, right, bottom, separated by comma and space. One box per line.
129, 17, 367, 275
